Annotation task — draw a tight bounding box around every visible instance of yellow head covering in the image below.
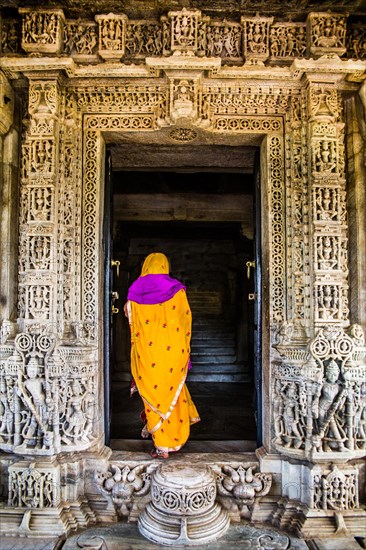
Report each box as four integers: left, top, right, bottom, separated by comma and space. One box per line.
141, 252, 169, 276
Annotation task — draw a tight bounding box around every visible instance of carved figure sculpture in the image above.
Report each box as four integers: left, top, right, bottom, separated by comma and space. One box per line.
313, 361, 346, 452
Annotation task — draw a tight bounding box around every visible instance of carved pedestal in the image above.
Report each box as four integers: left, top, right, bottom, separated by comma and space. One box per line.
138, 463, 230, 546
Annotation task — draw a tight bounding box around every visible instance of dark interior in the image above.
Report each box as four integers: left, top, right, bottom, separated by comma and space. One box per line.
109, 170, 257, 445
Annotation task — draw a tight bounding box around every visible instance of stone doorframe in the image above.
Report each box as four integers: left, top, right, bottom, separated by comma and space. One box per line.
0, 6, 366, 539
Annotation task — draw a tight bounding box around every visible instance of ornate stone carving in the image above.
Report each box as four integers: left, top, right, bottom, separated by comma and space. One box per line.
19, 8, 65, 54
269, 23, 306, 59
242, 15, 273, 63
95, 13, 128, 61
1, 18, 21, 54
212, 463, 272, 520
64, 21, 98, 58
138, 463, 230, 546
312, 466, 359, 510
0, 328, 99, 455
307, 13, 348, 57
125, 21, 164, 58
273, 325, 366, 458
168, 8, 200, 52
346, 24, 366, 59
96, 463, 157, 519
9, 461, 60, 508
0, 70, 14, 135
204, 21, 242, 60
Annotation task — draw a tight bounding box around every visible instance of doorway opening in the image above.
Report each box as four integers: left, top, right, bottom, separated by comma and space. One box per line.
108, 168, 258, 452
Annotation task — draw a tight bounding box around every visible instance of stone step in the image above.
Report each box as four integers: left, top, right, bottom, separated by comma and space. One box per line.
190, 354, 237, 364
190, 363, 249, 374
191, 346, 235, 355
188, 372, 250, 382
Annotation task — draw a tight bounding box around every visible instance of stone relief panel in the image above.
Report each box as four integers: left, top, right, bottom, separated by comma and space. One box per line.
95, 13, 128, 61
273, 324, 366, 461
311, 466, 359, 510
64, 21, 98, 59
19, 8, 65, 54
0, 329, 99, 455
9, 461, 60, 508
307, 13, 347, 57
241, 16, 273, 63
2, 8, 363, 65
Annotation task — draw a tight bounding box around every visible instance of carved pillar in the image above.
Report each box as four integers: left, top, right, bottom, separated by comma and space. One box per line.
18, 75, 61, 328
0, 70, 17, 323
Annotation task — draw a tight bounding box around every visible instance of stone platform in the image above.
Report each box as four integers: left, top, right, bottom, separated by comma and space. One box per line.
1, 523, 364, 550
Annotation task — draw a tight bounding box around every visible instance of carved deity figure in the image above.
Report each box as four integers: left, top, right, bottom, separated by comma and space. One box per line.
18, 357, 48, 449
0, 376, 14, 441
63, 380, 87, 443
313, 361, 346, 452
280, 381, 303, 449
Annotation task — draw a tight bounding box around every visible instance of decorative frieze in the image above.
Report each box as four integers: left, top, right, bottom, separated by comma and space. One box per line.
0, 8, 360, 65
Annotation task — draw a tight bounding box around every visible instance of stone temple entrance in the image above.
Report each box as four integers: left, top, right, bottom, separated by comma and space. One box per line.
109, 169, 257, 447
0, 3, 365, 545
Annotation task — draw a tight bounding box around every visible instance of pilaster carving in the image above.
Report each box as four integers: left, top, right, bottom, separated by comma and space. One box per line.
307, 82, 349, 327
18, 77, 61, 327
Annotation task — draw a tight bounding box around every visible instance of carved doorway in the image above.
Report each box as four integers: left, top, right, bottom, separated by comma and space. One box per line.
106, 145, 258, 451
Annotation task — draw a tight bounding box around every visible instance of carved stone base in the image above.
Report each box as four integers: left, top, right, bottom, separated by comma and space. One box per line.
272, 498, 366, 538
0, 498, 96, 537
138, 463, 230, 546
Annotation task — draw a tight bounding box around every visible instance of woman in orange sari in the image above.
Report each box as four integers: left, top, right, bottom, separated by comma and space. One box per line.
124, 253, 200, 458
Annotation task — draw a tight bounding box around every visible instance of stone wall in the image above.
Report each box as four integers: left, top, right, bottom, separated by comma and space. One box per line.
0, 4, 365, 540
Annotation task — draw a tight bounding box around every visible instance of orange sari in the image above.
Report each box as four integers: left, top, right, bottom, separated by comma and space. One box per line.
127, 253, 200, 452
